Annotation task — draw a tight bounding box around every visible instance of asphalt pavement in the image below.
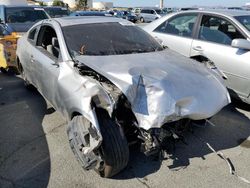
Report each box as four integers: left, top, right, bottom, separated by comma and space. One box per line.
0, 72, 250, 188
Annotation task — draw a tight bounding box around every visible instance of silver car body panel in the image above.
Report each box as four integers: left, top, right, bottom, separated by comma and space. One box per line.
16, 17, 230, 152
75, 50, 230, 130
143, 10, 250, 104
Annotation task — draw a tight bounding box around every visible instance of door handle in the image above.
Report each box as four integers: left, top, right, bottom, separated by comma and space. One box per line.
30, 55, 35, 63
193, 46, 203, 52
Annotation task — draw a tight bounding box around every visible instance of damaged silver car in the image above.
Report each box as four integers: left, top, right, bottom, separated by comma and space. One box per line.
16, 16, 231, 178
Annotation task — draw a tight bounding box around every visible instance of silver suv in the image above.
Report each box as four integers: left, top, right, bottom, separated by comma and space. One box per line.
139, 8, 164, 22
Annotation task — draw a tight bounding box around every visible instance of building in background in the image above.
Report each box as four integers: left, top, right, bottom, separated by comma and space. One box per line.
92, 2, 113, 10
63, 0, 93, 8
1, 0, 27, 5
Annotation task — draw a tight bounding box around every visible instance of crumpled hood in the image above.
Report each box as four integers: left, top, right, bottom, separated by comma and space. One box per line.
75, 50, 230, 130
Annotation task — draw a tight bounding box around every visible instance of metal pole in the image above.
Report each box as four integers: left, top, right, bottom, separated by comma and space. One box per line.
160, 0, 164, 9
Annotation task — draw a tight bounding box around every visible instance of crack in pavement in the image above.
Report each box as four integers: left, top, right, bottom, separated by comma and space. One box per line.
136, 177, 151, 188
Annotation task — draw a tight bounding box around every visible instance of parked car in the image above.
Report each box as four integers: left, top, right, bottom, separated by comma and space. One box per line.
139, 8, 165, 23
143, 9, 250, 104
179, 7, 199, 11
16, 16, 230, 178
0, 5, 49, 73
115, 10, 138, 23
70, 11, 111, 17
43, 6, 70, 18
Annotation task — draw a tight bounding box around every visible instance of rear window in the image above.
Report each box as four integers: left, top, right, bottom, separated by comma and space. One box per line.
62, 22, 163, 56
5, 7, 48, 23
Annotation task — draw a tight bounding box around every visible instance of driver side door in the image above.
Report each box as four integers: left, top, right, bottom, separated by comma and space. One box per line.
32, 24, 61, 107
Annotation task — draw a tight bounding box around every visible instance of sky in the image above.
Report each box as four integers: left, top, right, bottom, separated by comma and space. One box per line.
91, 0, 250, 7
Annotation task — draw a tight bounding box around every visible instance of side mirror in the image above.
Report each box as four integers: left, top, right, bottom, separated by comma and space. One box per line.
231, 39, 250, 50
52, 37, 59, 48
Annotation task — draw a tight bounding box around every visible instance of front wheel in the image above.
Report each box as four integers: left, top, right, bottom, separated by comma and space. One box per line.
68, 111, 129, 178
140, 17, 144, 23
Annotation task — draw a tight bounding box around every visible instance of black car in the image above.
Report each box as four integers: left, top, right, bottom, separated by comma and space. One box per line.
70, 11, 111, 17
115, 11, 138, 23
43, 6, 70, 18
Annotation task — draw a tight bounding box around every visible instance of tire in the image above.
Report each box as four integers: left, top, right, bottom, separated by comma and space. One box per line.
140, 17, 144, 23
97, 110, 129, 177
68, 112, 129, 178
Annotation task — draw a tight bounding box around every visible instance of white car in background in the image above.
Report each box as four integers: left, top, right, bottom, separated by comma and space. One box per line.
143, 9, 250, 104
139, 8, 165, 22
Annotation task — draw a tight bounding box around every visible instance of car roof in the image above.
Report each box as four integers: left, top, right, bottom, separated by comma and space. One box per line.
181, 9, 250, 17
54, 16, 132, 27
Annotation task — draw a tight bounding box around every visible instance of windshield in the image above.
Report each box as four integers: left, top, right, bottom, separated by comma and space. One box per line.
235, 15, 250, 31
6, 7, 48, 23
44, 8, 69, 18
62, 23, 163, 56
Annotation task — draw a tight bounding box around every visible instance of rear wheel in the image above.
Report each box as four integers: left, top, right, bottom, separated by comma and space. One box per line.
19, 63, 34, 89
68, 111, 129, 178
140, 17, 144, 23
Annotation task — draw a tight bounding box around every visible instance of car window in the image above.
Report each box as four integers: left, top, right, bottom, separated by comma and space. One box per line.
5, 7, 48, 23
235, 15, 250, 32
150, 10, 155, 14
154, 14, 198, 38
62, 22, 163, 56
28, 28, 37, 41
36, 25, 60, 59
0, 7, 4, 22
198, 15, 245, 45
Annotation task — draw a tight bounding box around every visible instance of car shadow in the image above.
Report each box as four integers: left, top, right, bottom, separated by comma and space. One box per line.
114, 101, 250, 179
0, 73, 51, 188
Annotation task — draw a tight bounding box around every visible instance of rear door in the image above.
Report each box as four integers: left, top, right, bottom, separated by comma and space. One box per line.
152, 13, 198, 56
148, 10, 156, 22
190, 14, 250, 99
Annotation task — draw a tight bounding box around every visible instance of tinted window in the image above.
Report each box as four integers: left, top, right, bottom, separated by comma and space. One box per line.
155, 9, 163, 14
141, 9, 150, 14
28, 28, 37, 40
62, 23, 163, 56
199, 15, 245, 45
154, 14, 198, 37
235, 15, 250, 32
5, 7, 48, 23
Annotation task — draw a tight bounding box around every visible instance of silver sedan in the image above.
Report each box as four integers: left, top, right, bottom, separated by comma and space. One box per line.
143, 9, 250, 104
16, 17, 230, 177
